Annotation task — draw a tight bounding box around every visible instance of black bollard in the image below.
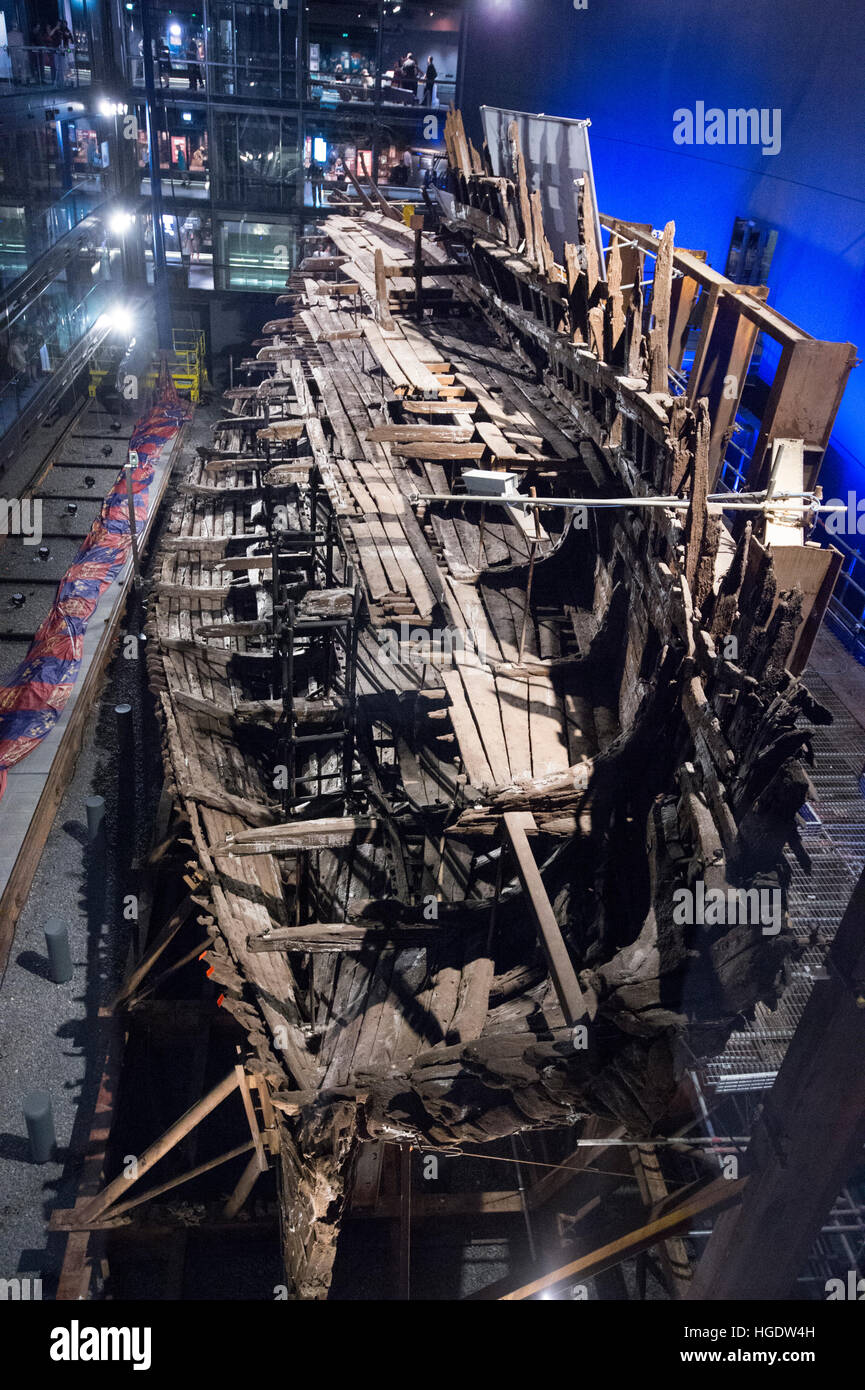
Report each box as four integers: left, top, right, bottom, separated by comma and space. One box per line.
23, 1092, 56, 1164
44, 918, 73, 984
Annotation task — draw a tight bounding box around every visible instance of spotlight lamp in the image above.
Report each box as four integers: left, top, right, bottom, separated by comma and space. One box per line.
108, 210, 136, 236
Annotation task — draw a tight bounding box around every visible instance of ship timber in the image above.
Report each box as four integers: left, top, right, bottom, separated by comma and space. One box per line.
145, 108, 854, 1299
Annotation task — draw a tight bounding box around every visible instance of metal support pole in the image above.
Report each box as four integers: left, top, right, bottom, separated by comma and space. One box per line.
414, 225, 424, 321
372, 0, 386, 183
518, 489, 542, 666
342, 588, 361, 796
510, 1136, 537, 1262
124, 463, 143, 589
283, 599, 296, 805
139, 0, 173, 350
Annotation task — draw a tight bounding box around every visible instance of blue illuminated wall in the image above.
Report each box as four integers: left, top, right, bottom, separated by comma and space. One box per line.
460, 0, 864, 490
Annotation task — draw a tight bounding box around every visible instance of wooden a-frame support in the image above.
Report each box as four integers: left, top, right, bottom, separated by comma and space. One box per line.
53, 1062, 279, 1231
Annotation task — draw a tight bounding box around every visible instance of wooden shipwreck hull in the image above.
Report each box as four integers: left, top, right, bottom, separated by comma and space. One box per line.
147, 111, 852, 1297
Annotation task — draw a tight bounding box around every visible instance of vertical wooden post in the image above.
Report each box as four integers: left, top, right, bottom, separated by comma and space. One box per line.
518, 489, 541, 665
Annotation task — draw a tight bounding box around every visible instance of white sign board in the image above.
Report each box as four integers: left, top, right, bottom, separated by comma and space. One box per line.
480, 106, 605, 279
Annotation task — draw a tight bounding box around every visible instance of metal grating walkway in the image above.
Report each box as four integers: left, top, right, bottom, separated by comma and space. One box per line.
704, 670, 865, 1089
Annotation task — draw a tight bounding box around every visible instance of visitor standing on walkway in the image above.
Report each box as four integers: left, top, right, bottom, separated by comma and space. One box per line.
423, 56, 437, 106
185, 38, 202, 91
402, 52, 419, 100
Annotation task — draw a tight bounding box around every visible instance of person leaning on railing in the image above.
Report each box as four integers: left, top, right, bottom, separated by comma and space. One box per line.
47, 21, 74, 86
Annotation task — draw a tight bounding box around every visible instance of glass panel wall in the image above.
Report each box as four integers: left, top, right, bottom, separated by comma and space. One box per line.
211, 111, 300, 209
215, 216, 301, 290
0, 116, 109, 292
306, 1, 379, 106
0, 0, 93, 92
210, 0, 298, 100
306, 2, 460, 110
142, 209, 214, 289
378, 1, 461, 110
123, 0, 300, 102
0, 253, 110, 438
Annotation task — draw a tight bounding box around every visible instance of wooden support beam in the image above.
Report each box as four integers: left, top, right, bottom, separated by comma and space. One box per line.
111, 894, 196, 1008
668, 248, 707, 370
503, 811, 586, 1025
686, 284, 721, 404
216, 553, 302, 573
247, 923, 454, 952
687, 865, 865, 1300
390, 442, 485, 461
299, 255, 349, 272
402, 399, 479, 415
648, 222, 675, 393
52, 1142, 257, 1227
508, 121, 534, 265
341, 156, 377, 213
223, 1153, 263, 1220
252, 1073, 281, 1156
133, 937, 212, 1003
235, 1065, 269, 1173
363, 425, 475, 444
526, 1118, 626, 1209
352, 1190, 524, 1220
212, 817, 380, 857
630, 1144, 692, 1297
383, 261, 472, 278
469, 1177, 745, 1300
269, 1086, 366, 1116
79, 1070, 241, 1223
358, 151, 402, 221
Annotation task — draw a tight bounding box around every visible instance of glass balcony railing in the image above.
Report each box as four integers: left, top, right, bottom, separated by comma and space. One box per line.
126, 48, 298, 102
0, 278, 109, 441
308, 71, 455, 110
0, 44, 91, 93
0, 192, 104, 296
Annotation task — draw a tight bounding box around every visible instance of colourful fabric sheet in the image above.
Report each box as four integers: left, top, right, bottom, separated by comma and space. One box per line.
0, 373, 191, 801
